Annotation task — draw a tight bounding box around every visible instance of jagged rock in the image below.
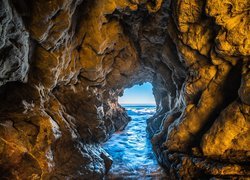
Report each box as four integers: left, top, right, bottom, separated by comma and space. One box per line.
239, 60, 250, 105
0, 0, 249, 179
206, 0, 250, 56
0, 0, 29, 87
201, 101, 250, 161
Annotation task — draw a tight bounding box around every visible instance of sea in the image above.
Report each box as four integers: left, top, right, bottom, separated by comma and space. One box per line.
103, 104, 167, 179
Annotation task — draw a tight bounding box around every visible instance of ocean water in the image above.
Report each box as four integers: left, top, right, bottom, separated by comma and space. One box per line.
103, 105, 167, 179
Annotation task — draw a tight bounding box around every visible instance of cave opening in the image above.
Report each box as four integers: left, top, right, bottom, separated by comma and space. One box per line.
119, 82, 156, 106
103, 82, 167, 178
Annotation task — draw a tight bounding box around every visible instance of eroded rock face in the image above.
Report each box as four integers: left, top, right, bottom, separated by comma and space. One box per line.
0, 0, 29, 86
0, 0, 249, 179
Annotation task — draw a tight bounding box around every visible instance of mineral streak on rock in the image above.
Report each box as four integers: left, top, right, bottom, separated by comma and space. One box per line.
0, 0, 249, 179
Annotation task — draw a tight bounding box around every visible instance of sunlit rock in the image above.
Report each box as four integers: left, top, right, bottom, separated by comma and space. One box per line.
201, 101, 250, 160
0, 0, 249, 179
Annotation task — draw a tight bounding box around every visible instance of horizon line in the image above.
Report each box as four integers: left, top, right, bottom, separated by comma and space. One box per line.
119, 103, 156, 105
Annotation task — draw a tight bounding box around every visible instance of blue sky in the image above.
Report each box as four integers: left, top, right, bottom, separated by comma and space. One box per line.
118, 82, 155, 105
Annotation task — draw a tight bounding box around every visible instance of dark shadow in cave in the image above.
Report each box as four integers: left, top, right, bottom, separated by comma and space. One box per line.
102, 82, 167, 179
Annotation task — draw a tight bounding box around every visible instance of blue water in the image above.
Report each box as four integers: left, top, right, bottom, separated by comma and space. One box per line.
103, 105, 167, 179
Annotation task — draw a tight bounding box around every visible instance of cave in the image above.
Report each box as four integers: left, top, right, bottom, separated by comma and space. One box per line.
0, 0, 249, 179
103, 82, 164, 178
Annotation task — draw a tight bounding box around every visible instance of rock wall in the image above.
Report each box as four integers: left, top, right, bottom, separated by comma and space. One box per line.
0, 0, 249, 179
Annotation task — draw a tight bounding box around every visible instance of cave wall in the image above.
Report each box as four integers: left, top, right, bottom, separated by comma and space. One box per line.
0, 0, 249, 179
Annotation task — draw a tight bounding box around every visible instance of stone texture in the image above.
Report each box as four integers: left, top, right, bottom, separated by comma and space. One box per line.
0, 0, 29, 86
201, 101, 250, 161
206, 0, 250, 56
0, 0, 249, 179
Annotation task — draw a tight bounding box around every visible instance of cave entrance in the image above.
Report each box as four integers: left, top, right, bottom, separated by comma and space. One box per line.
103, 82, 167, 178
118, 82, 156, 105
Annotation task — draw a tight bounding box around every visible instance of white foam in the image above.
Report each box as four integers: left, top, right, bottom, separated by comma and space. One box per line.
126, 107, 156, 114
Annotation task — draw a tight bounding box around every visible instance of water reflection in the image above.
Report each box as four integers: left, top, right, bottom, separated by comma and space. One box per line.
103, 105, 167, 179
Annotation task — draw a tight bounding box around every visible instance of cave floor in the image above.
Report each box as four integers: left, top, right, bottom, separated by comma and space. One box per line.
103, 105, 168, 179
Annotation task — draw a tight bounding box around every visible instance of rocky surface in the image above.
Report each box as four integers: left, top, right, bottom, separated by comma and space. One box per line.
0, 0, 249, 179
0, 0, 29, 86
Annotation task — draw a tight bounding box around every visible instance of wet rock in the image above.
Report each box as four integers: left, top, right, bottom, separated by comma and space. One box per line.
100, 151, 113, 174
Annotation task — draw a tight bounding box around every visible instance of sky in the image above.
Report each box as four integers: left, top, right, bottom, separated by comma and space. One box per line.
118, 82, 156, 105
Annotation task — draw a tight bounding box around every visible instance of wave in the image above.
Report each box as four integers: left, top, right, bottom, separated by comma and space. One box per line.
126, 107, 156, 115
